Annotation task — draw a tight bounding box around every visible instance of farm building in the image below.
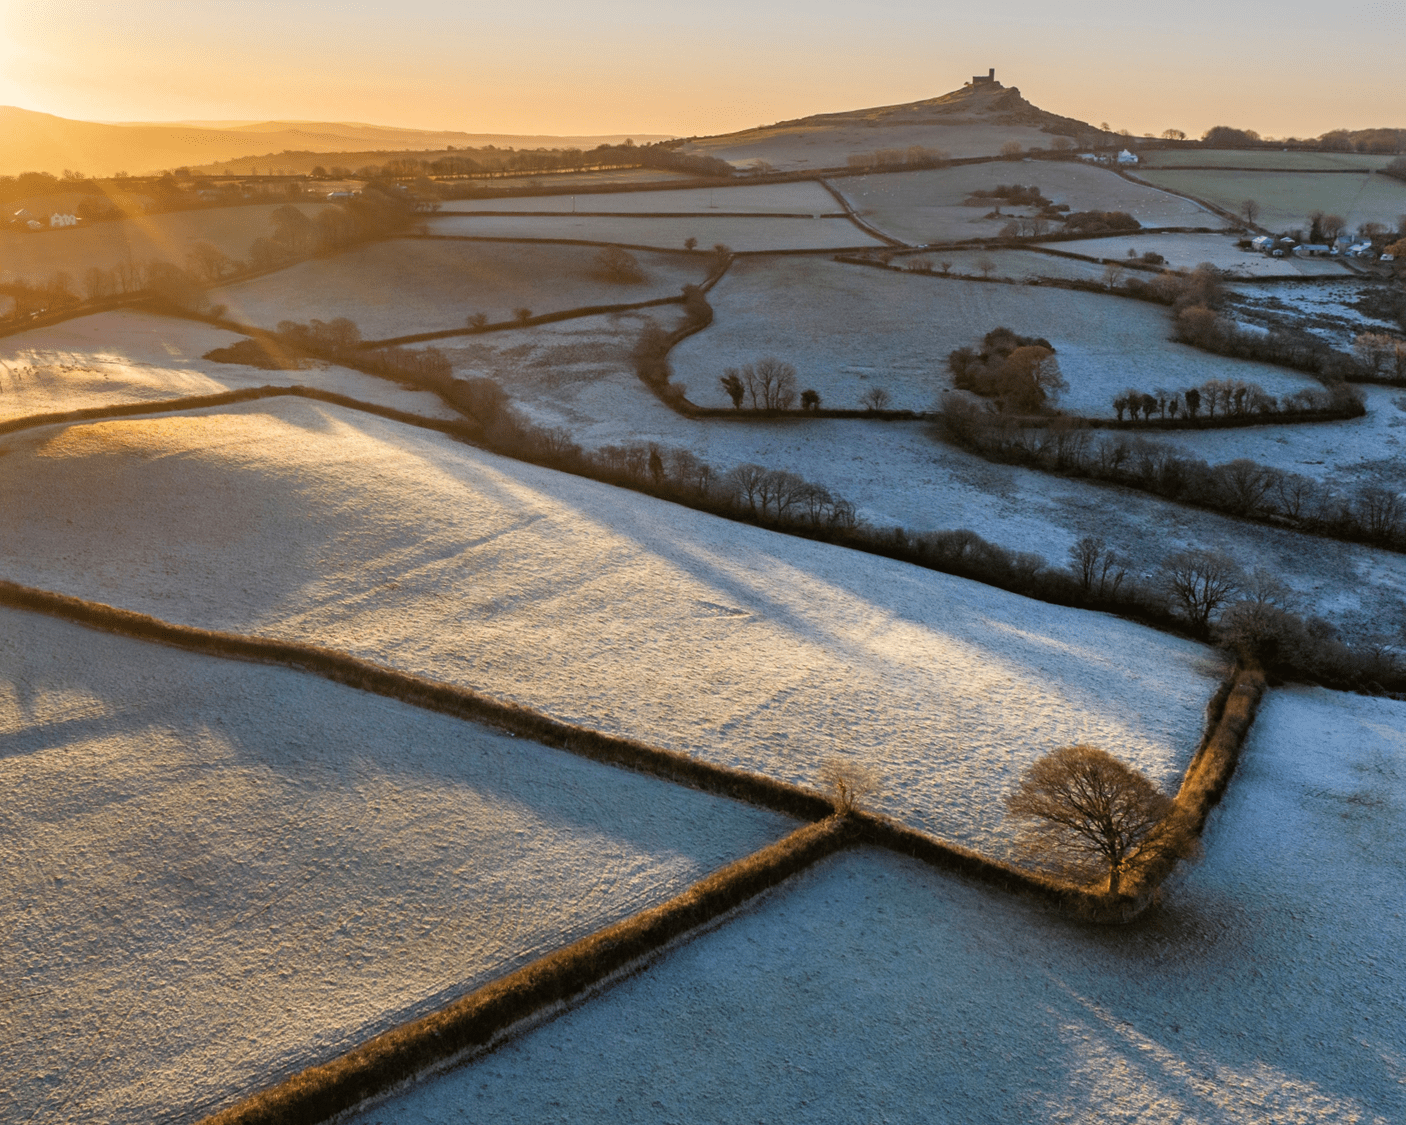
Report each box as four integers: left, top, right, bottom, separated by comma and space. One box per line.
1117, 149, 1140, 165
1293, 244, 1331, 258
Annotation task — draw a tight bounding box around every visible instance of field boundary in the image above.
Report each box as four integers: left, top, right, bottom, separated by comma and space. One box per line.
197, 816, 855, 1125
433, 209, 848, 219
0, 580, 1253, 920
0, 580, 835, 822
0, 384, 482, 442
815, 177, 911, 247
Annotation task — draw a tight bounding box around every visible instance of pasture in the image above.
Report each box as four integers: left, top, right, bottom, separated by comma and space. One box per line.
211, 239, 710, 338
0, 608, 793, 1125
831, 161, 1221, 246
1135, 168, 1406, 232
439, 181, 840, 215
1042, 232, 1354, 277
683, 121, 1057, 170
0, 309, 459, 421
0, 397, 1219, 855
669, 256, 1324, 415
358, 686, 1406, 1125
422, 213, 883, 251
0, 202, 325, 287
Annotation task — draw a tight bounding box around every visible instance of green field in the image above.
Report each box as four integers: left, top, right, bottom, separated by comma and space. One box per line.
1135, 168, 1406, 230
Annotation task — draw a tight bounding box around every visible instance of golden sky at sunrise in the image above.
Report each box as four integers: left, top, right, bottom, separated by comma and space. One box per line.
2, 0, 1403, 138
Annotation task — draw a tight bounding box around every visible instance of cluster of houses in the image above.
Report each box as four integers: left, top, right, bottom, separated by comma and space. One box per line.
7, 208, 80, 232
1249, 233, 1390, 261
1078, 150, 1140, 166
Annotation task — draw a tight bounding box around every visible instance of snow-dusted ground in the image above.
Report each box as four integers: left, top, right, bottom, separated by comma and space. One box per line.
1136, 168, 1406, 233
438, 182, 840, 215
0, 608, 793, 1125
0, 398, 1220, 854
831, 163, 1221, 246
422, 214, 883, 251
432, 311, 1406, 638
352, 687, 1406, 1125
1136, 384, 1406, 488
897, 250, 1111, 284
0, 309, 463, 423
1041, 233, 1355, 279
669, 257, 1323, 415
210, 240, 710, 339
683, 122, 1060, 170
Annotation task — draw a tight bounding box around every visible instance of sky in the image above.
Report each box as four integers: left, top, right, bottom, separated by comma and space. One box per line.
1, 1, 1403, 140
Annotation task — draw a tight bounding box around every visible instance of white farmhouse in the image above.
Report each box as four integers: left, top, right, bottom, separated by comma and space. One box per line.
1117, 149, 1139, 165
49, 213, 79, 228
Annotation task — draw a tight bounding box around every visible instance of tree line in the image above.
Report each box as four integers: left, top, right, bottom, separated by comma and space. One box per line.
938, 401, 1406, 551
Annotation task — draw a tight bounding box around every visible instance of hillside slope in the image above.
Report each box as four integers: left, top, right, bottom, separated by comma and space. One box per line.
682, 77, 1104, 170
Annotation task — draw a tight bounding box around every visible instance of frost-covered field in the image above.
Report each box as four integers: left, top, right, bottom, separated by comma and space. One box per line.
353, 688, 1406, 1125
430, 306, 1406, 637
0, 203, 325, 286
423, 213, 883, 250
0, 608, 792, 1125
1135, 169, 1406, 232
669, 257, 1322, 414
831, 163, 1220, 246
1135, 384, 1406, 487
0, 399, 1220, 854
897, 250, 1111, 283
210, 240, 709, 339
1043, 233, 1354, 278
439, 182, 840, 215
0, 309, 461, 421
1141, 149, 1397, 172
683, 122, 1058, 170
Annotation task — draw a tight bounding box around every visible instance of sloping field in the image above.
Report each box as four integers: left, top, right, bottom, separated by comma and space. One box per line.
0, 309, 460, 421
1040, 233, 1354, 277
897, 249, 1110, 283
441, 308, 686, 426
831, 162, 1221, 245
0, 398, 1218, 854
423, 213, 883, 251
1136, 384, 1406, 489
439, 182, 839, 215
422, 318, 1406, 637
683, 122, 1056, 170
355, 688, 1406, 1125
669, 257, 1322, 414
466, 168, 694, 189
0, 203, 325, 286
1135, 169, 1406, 232
0, 608, 793, 1125
1142, 149, 1398, 171
210, 239, 710, 338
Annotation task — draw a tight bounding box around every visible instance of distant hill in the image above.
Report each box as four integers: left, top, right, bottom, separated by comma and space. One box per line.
681, 76, 1106, 171
0, 107, 673, 177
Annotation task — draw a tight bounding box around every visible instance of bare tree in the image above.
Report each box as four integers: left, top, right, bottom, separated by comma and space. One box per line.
976, 256, 997, 278
513, 307, 533, 323
1068, 536, 1105, 593
1160, 549, 1242, 629
746, 357, 798, 409
1007, 745, 1177, 893
466, 312, 489, 330
1240, 198, 1260, 225
819, 756, 879, 814
860, 386, 892, 412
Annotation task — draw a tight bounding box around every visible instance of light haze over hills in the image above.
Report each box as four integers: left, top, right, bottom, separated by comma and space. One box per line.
0, 106, 671, 178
